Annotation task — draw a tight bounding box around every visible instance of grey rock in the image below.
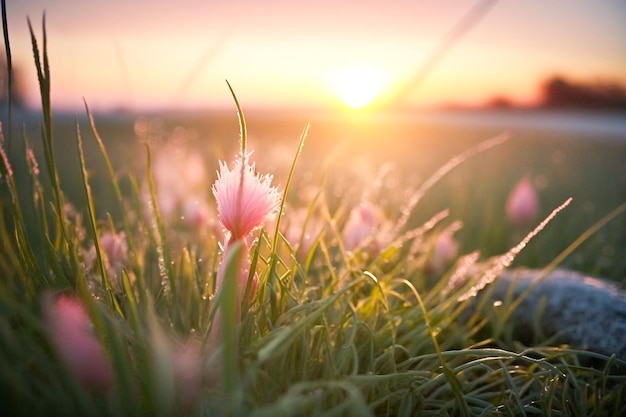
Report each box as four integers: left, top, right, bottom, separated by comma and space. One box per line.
490, 268, 626, 360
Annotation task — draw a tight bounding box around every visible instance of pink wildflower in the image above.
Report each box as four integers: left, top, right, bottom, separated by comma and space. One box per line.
343, 202, 384, 251
425, 229, 460, 275
172, 340, 204, 409
506, 177, 539, 227
212, 152, 281, 241
44, 294, 113, 392
100, 231, 127, 275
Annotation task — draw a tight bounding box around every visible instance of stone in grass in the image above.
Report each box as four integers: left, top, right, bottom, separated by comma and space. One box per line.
492, 268, 626, 360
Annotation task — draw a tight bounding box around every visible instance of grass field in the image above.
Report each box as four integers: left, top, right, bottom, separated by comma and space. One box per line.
2, 18, 626, 417
10, 108, 626, 281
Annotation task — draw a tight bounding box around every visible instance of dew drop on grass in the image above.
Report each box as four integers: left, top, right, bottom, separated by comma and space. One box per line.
157, 244, 169, 292
458, 198, 572, 301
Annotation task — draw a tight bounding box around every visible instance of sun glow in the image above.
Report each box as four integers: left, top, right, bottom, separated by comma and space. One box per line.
332, 66, 387, 109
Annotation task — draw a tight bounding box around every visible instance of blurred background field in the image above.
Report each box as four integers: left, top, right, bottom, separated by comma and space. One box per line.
7, 107, 626, 281
4, 1, 625, 285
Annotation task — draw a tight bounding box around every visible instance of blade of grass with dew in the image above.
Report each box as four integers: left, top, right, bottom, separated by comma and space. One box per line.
75, 119, 121, 312
144, 142, 176, 300
458, 197, 573, 302
256, 121, 309, 309
255, 275, 367, 364
269, 123, 310, 293
83, 100, 137, 254
499, 200, 626, 327
271, 121, 310, 248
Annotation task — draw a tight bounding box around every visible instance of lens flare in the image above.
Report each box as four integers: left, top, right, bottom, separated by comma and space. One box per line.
332, 66, 387, 109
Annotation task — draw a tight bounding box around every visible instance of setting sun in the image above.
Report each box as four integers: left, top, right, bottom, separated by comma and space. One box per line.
332, 67, 387, 109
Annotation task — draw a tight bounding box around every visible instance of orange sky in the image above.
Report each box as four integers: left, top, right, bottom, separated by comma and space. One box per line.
6, 0, 626, 112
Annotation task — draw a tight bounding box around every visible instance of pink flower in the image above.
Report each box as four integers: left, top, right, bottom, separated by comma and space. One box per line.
425, 230, 460, 275
44, 294, 113, 392
172, 340, 204, 409
100, 231, 127, 275
506, 177, 539, 227
343, 202, 385, 252
183, 199, 211, 228
212, 152, 281, 241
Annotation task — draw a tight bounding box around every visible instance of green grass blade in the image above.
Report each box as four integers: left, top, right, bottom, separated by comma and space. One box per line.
75, 120, 120, 312
27, 15, 67, 247
226, 79, 247, 154
1, 0, 13, 152
220, 239, 244, 415
83, 100, 137, 253
144, 143, 176, 299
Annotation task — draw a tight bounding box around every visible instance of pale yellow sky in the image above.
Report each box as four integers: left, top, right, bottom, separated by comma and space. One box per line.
6, 0, 626, 112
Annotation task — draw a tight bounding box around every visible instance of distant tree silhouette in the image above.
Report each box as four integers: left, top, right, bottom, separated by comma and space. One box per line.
484, 95, 514, 109
540, 76, 626, 110
0, 54, 27, 109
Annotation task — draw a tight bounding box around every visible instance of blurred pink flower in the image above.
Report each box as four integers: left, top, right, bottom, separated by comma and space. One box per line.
343, 201, 385, 252
425, 229, 460, 275
506, 177, 539, 227
100, 231, 127, 275
44, 294, 113, 392
172, 340, 204, 409
212, 152, 281, 241
183, 199, 211, 228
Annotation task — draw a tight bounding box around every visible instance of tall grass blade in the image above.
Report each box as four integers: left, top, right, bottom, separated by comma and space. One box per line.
75, 120, 120, 312
220, 239, 244, 415
1, 0, 13, 151
27, 15, 67, 246
459, 197, 573, 301
226, 79, 247, 154
83, 100, 136, 253
272, 122, 309, 250
144, 143, 176, 298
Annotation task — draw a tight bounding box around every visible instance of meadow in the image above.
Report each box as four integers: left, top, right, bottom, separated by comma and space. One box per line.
2, 18, 626, 417
12, 107, 626, 280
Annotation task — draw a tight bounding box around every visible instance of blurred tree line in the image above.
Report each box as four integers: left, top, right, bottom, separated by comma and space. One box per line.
540, 76, 626, 110
487, 75, 626, 111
